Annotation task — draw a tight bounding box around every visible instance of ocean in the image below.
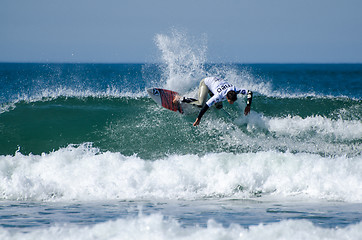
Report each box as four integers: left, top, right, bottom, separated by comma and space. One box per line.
1, 34, 362, 239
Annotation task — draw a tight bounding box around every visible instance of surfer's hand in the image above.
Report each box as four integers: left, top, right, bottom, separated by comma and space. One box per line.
193, 118, 200, 126
244, 105, 251, 116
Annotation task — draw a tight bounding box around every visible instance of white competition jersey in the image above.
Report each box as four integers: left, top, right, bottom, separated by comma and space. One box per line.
204, 77, 247, 107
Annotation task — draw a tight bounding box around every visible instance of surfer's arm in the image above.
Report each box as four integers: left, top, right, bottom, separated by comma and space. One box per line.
193, 104, 209, 126
244, 90, 253, 116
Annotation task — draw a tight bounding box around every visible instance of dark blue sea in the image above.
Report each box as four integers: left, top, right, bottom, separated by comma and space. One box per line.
0, 33, 361, 239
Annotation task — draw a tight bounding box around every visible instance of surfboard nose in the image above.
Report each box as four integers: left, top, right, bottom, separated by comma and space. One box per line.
147, 88, 162, 105
147, 88, 160, 97
146, 88, 153, 95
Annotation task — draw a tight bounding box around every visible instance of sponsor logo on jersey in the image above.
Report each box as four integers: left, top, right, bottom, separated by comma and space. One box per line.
217, 84, 233, 93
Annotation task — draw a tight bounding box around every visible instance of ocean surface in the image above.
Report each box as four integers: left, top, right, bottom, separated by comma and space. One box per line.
1, 34, 362, 239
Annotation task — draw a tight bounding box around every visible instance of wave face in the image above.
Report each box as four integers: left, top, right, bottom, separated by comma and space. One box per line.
0, 63, 361, 158
1, 95, 360, 158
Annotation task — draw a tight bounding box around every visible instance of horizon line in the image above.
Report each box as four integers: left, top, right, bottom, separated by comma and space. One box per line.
1, 61, 362, 65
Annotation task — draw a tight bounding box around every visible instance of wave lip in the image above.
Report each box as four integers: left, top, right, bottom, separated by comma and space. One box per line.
1, 144, 361, 202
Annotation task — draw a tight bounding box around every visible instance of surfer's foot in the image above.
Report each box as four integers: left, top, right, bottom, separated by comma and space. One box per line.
173, 95, 181, 104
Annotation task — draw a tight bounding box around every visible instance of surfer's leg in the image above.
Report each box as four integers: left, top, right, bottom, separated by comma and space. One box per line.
187, 79, 209, 107
198, 79, 209, 106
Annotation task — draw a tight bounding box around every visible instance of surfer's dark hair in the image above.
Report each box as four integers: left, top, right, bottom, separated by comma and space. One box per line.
227, 90, 237, 102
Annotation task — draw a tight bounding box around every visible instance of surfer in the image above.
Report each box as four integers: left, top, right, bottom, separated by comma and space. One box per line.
174, 77, 253, 126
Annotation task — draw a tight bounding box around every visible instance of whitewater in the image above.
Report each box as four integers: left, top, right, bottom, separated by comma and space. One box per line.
1, 144, 361, 202
0, 30, 361, 239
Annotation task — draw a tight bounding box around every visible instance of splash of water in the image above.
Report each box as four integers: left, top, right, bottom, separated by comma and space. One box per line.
154, 29, 274, 99
154, 29, 207, 93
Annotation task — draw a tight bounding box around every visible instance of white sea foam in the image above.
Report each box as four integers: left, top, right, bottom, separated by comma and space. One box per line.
0, 213, 361, 240
0, 102, 16, 114
21, 86, 145, 102
236, 112, 362, 141
269, 115, 362, 140
197, 110, 361, 158
1, 144, 361, 202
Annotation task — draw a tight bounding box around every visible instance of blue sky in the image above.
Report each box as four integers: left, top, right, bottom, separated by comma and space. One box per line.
1, 0, 361, 63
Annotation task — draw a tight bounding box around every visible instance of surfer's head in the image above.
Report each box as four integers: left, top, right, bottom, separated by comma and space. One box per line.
226, 90, 237, 104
